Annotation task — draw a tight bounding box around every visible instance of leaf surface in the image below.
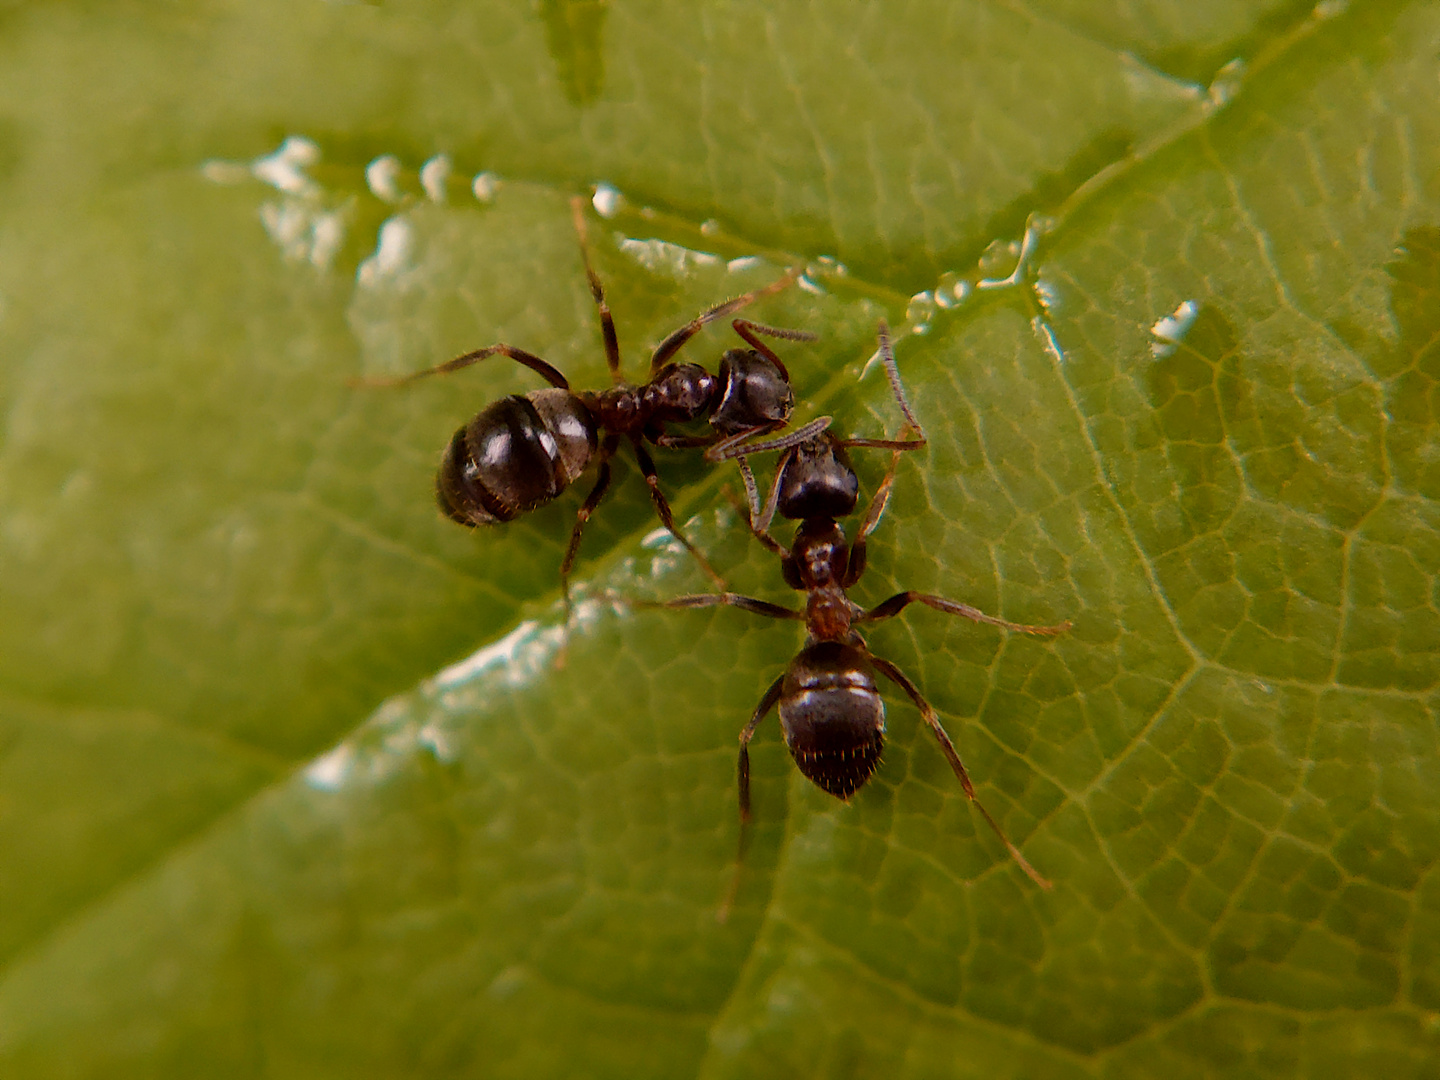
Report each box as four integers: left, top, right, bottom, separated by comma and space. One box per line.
0, 1, 1436, 1077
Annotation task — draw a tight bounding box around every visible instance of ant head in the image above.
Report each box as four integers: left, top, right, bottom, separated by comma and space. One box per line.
777, 435, 859, 521
788, 518, 849, 589
778, 641, 885, 799
643, 363, 719, 423
711, 349, 794, 434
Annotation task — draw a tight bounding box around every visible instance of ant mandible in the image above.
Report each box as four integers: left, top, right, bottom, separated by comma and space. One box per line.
654, 320, 1071, 897
363, 195, 813, 605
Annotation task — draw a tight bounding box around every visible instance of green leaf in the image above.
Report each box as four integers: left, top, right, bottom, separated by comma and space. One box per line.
1, 0, 1437, 1076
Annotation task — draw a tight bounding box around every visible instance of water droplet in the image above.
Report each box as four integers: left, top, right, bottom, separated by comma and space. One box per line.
797, 273, 825, 296
419, 154, 451, 202
1034, 276, 1059, 315
905, 291, 936, 333
977, 239, 1021, 277
472, 171, 500, 202
1207, 60, 1245, 108
933, 272, 961, 309
310, 210, 347, 270
700, 218, 721, 236
1150, 299, 1201, 358
259, 201, 309, 255
592, 182, 623, 218
365, 155, 404, 202
619, 237, 719, 277
252, 136, 320, 195
357, 217, 414, 287
199, 160, 249, 185
304, 743, 353, 791
726, 255, 762, 274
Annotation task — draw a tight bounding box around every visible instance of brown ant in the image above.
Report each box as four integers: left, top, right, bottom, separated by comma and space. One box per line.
651, 321, 1070, 904
362, 196, 812, 605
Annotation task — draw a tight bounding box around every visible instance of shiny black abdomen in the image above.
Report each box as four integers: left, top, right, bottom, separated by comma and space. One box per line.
778, 640, 885, 799
437, 393, 597, 525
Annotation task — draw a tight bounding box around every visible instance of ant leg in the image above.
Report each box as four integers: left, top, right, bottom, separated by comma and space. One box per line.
872, 319, 925, 439
744, 444, 801, 552
708, 466, 786, 558
718, 675, 785, 923
835, 322, 928, 586
353, 343, 569, 390
843, 441, 908, 588
570, 196, 624, 383
646, 591, 801, 621
701, 418, 786, 463
558, 433, 622, 614
648, 269, 802, 374
705, 416, 833, 463
734, 456, 762, 527
651, 431, 720, 450
737, 676, 785, 822
729, 319, 820, 383
858, 591, 1072, 636
630, 437, 728, 590
869, 653, 1052, 890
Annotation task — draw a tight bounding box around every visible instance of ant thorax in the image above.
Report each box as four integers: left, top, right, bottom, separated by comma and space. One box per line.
803, 587, 853, 641
784, 518, 849, 590
640, 363, 719, 423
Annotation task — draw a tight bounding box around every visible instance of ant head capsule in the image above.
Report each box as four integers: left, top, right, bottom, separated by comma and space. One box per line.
711, 349, 794, 435
778, 641, 885, 799
777, 435, 859, 521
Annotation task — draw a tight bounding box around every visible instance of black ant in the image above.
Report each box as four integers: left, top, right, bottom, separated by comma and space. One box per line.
362, 196, 813, 604
650, 321, 1071, 903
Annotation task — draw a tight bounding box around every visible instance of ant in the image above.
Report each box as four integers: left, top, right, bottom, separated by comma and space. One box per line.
363, 196, 813, 605
650, 320, 1071, 903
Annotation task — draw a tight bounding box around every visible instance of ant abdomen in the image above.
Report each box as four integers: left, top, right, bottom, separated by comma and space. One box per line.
437, 388, 597, 525
779, 641, 886, 799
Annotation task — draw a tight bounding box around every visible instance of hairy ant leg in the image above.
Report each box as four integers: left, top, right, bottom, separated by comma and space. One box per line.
857, 592, 1072, 636
729, 319, 821, 383
736, 676, 787, 823
867, 653, 1053, 890
648, 590, 802, 621
871, 319, 924, 436
353, 343, 570, 390
631, 438, 728, 590
649, 277, 805, 375
716, 673, 786, 923
704, 413, 829, 467
842, 434, 926, 587
556, 432, 623, 612
569, 196, 624, 382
